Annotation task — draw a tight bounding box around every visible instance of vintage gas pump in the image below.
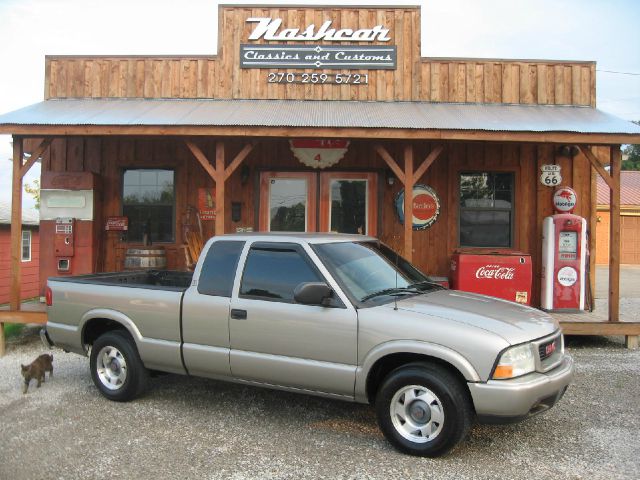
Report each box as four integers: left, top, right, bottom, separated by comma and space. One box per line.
39, 172, 101, 294
54, 217, 75, 272
541, 187, 587, 311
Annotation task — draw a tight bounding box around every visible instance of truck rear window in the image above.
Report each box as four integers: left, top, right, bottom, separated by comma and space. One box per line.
198, 241, 245, 297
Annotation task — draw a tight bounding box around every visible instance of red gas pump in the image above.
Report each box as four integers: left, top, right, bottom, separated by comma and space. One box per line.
541, 187, 587, 311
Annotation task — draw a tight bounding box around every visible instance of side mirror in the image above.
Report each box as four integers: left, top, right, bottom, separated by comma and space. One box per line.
293, 282, 333, 306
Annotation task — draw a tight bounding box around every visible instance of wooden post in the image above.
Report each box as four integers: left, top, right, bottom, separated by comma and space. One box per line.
609, 146, 621, 323
403, 144, 414, 261
2, 137, 24, 357
215, 142, 225, 236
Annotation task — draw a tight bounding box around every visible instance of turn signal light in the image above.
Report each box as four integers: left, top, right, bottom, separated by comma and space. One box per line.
492, 365, 514, 379
45, 287, 53, 306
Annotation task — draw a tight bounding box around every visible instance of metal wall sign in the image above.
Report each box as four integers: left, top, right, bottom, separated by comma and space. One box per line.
246, 17, 391, 42
394, 184, 441, 230
240, 44, 396, 70
540, 164, 562, 187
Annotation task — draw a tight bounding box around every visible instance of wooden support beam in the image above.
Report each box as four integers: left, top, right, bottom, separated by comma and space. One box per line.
224, 143, 254, 181
185, 140, 218, 182
19, 138, 52, 178
10, 137, 23, 313
609, 146, 621, 322
413, 145, 444, 182
404, 144, 414, 261
215, 142, 225, 236
579, 146, 614, 190
374, 144, 405, 184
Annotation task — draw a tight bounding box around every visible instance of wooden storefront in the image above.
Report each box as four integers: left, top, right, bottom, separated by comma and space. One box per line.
1, 4, 640, 355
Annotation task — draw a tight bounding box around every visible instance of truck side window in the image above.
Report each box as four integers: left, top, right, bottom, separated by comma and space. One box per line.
198, 241, 245, 297
240, 246, 321, 302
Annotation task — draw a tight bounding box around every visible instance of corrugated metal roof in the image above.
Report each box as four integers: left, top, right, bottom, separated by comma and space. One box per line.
0, 202, 39, 225
597, 171, 640, 206
1, 98, 639, 135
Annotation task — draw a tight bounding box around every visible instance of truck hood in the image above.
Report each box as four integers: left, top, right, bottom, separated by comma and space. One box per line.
393, 289, 558, 345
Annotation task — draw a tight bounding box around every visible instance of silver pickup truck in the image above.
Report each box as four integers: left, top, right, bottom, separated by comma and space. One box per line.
43, 233, 573, 457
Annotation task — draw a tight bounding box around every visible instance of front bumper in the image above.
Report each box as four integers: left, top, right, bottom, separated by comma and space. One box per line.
468, 354, 574, 424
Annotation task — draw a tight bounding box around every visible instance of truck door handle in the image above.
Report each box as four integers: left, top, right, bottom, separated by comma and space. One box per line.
230, 309, 247, 320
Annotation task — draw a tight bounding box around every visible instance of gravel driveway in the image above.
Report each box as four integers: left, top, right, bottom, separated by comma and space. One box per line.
1, 332, 638, 480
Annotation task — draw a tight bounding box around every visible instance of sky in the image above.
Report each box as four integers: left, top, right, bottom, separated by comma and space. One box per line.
0, 0, 639, 211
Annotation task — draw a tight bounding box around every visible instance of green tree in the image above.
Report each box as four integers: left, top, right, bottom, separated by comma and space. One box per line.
622, 120, 640, 170
24, 179, 40, 209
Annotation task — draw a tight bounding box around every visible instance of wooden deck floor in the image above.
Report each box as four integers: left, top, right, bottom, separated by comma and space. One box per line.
0, 301, 47, 324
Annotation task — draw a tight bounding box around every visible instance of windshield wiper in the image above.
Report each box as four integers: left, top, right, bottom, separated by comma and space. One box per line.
361, 287, 420, 302
407, 280, 443, 291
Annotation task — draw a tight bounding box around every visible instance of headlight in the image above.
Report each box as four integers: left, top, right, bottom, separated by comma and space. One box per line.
492, 343, 535, 379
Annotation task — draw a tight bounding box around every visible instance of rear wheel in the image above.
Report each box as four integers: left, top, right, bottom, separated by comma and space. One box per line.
90, 331, 149, 402
375, 363, 473, 457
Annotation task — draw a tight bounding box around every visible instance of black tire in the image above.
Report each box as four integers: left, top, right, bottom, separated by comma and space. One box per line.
375, 362, 474, 457
89, 331, 149, 402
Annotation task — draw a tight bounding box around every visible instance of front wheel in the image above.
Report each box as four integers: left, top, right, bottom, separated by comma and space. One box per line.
375, 363, 474, 457
90, 331, 149, 402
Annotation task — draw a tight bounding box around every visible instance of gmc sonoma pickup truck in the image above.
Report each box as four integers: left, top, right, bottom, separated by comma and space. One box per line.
42, 233, 573, 457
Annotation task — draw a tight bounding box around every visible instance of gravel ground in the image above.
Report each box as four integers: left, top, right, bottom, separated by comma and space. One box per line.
0, 331, 639, 480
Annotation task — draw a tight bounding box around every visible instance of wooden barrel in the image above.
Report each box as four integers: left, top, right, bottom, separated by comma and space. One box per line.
124, 248, 167, 269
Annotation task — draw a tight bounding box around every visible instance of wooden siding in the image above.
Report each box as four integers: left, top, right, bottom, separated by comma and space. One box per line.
45, 7, 595, 106
0, 227, 40, 304
39, 136, 595, 306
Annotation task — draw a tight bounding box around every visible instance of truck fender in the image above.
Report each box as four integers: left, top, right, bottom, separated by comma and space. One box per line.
79, 308, 143, 350
354, 340, 480, 403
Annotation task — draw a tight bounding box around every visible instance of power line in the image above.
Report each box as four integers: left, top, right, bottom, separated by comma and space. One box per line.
596, 69, 640, 76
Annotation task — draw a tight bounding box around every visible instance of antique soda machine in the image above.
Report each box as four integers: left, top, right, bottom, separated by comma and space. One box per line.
541, 187, 587, 311
39, 172, 101, 295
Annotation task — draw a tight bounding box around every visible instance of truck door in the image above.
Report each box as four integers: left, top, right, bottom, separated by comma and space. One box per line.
229, 242, 358, 397
182, 240, 246, 379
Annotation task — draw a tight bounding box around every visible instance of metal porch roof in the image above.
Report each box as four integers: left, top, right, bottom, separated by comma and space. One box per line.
1, 98, 639, 136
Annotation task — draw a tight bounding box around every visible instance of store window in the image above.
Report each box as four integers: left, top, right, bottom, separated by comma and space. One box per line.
122, 169, 175, 243
459, 172, 514, 248
21, 230, 31, 262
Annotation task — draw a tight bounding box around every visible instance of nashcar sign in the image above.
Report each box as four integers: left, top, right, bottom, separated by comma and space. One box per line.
241, 17, 397, 70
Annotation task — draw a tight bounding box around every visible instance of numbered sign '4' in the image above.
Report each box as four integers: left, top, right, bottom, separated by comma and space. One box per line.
540, 164, 562, 187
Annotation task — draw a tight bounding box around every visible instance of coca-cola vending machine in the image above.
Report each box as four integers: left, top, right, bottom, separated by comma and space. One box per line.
450, 250, 533, 305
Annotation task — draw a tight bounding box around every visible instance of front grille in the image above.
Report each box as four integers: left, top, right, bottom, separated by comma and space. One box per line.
538, 338, 559, 361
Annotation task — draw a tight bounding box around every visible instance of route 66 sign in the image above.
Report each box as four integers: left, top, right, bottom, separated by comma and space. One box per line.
540, 164, 562, 187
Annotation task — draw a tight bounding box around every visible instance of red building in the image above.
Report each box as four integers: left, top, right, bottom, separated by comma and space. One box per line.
0, 203, 39, 304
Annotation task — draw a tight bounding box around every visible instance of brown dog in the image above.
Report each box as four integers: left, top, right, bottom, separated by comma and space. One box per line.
21, 354, 54, 394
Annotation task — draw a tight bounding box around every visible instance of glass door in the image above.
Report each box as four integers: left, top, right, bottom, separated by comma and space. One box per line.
319, 172, 378, 235
259, 172, 317, 232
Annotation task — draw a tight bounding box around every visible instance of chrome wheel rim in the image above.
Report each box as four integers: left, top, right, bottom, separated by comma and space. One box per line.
390, 384, 444, 443
96, 346, 128, 391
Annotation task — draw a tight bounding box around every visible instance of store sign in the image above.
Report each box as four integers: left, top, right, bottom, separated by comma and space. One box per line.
242, 17, 396, 71
394, 184, 440, 230
540, 164, 562, 187
198, 187, 216, 220
105, 216, 128, 231
553, 186, 577, 213
247, 17, 391, 42
290, 139, 349, 169
240, 44, 396, 70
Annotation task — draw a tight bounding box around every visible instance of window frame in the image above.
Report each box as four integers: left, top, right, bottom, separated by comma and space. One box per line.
21, 230, 32, 262
121, 168, 176, 244
238, 242, 329, 305
458, 171, 515, 249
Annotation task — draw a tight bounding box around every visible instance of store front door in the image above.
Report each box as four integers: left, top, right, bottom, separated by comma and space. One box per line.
259, 171, 378, 235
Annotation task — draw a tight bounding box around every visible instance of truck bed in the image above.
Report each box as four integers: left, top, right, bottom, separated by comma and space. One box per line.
48, 270, 193, 291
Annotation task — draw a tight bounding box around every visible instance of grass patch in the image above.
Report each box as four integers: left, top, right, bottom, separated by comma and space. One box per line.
4, 323, 25, 339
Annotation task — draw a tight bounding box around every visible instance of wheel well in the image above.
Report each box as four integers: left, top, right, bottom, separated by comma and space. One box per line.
82, 318, 130, 347
365, 353, 471, 404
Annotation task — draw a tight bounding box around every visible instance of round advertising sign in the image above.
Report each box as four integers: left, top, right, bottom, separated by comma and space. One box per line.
557, 266, 578, 287
394, 184, 440, 230
553, 186, 577, 213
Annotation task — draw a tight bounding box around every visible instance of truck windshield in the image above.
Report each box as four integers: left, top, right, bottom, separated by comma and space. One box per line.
313, 241, 441, 303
